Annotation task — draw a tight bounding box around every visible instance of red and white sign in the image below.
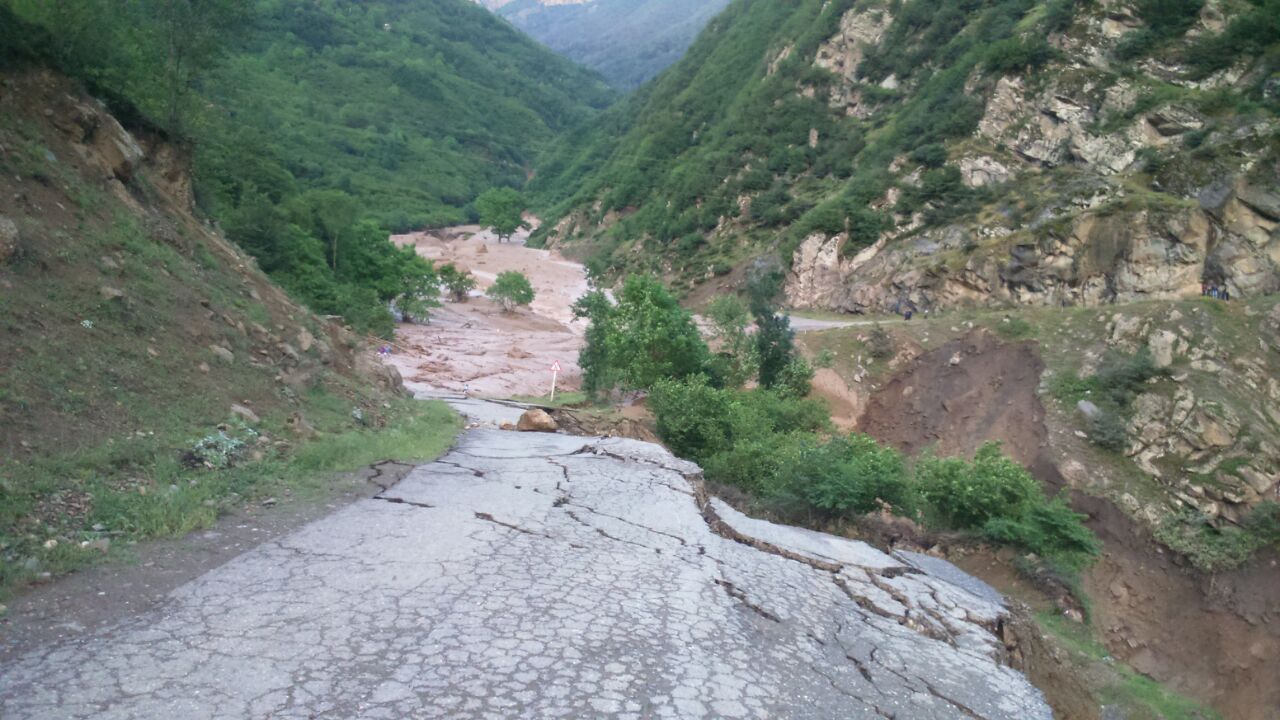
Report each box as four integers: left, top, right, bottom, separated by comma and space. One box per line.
550, 360, 562, 373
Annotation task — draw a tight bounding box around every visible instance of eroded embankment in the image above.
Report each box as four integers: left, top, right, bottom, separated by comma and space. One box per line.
854, 330, 1279, 720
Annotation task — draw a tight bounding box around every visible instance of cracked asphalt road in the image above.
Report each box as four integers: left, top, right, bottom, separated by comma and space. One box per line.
0, 418, 1051, 719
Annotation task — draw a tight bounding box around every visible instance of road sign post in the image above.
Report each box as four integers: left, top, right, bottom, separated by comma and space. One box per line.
550, 360, 561, 403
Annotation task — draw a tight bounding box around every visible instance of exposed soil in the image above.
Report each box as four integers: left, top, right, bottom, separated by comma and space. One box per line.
854, 328, 1280, 720
389, 223, 588, 398
857, 329, 1055, 471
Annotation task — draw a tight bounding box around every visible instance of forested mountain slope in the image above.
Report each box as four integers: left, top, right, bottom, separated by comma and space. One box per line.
532, 0, 1279, 312
476, 0, 732, 89
5, 0, 613, 333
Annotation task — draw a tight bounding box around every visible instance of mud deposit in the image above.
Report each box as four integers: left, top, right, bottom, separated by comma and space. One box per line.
389, 224, 587, 398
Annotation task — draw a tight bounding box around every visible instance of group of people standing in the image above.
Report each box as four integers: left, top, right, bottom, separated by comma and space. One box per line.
1201, 281, 1232, 301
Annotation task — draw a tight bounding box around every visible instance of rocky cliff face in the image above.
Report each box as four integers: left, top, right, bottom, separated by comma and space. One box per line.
786, 1, 1278, 313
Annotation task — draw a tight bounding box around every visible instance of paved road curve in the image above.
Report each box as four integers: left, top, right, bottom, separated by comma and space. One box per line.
1, 422, 1051, 719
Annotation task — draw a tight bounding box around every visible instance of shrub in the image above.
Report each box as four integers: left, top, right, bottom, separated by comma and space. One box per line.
983, 36, 1055, 75
773, 357, 815, 399
910, 143, 949, 168
650, 375, 737, 459
705, 295, 758, 388
983, 497, 1100, 567
486, 270, 535, 311
868, 324, 895, 360
803, 435, 914, 516
916, 442, 1041, 529
755, 312, 797, 389
574, 275, 709, 393
439, 263, 477, 302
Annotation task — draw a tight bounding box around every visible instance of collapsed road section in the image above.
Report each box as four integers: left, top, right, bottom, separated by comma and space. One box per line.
0, 428, 1050, 719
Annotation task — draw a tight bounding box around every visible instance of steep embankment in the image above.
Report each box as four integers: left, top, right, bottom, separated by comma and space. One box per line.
533, 0, 1278, 310
0, 69, 451, 595
798, 299, 1280, 719
476, 0, 732, 89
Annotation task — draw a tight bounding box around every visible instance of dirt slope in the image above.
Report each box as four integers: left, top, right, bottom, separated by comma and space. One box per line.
840, 326, 1278, 720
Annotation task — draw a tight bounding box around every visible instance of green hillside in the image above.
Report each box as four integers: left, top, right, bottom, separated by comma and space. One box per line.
4, 0, 614, 333
530, 0, 1279, 296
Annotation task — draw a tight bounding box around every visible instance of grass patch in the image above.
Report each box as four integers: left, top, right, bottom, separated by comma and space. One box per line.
0, 398, 461, 601
509, 390, 590, 408
1037, 611, 1223, 720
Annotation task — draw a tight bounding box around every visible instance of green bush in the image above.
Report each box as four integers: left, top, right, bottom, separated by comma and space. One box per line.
995, 316, 1035, 340
574, 275, 709, 393
983, 36, 1055, 75
486, 271, 536, 311
439, 264, 477, 302
802, 435, 914, 516
916, 443, 1042, 529
983, 497, 1100, 567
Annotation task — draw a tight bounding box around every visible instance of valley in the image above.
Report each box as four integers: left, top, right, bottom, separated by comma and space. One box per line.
2, 0, 1278, 718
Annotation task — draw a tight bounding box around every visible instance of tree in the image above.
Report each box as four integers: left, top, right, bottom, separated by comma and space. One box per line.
755, 311, 797, 390
573, 275, 707, 393
486, 271, 535, 311
143, 0, 252, 134
475, 187, 527, 243
705, 295, 757, 388
439, 264, 477, 302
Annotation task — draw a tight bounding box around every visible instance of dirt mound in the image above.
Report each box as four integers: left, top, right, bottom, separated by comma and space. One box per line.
857, 329, 1051, 467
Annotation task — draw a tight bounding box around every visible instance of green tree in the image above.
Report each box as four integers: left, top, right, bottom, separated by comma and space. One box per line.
144, 0, 251, 133
572, 289, 618, 397
438, 263, 477, 302
705, 295, 758, 388
486, 270, 535, 311
475, 187, 527, 243
601, 275, 707, 390
573, 275, 708, 394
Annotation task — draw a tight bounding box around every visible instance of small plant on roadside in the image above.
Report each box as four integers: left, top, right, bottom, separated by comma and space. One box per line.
182, 422, 259, 470
486, 270, 535, 311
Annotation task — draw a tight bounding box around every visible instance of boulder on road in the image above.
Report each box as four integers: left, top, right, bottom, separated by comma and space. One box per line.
516, 408, 557, 433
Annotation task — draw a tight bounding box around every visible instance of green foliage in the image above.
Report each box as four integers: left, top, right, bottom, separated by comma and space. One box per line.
6, 0, 612, 333
755, 312, 799, 391
1051, 346, 1167, 451
803, 434, 913, 516
650, 381, 1099, 567
1154, 507, 1280, 572
1113, 0, 1205, 60
705, 295, 759, 388
476, 188, 528, 242
868, 324, 896, 360
983, 35, 1055, 74
916, 443, 1042, 529
1184, 0, 1280, 78
438, 263, 477, 303
995, 316, 1035, 340
983, 497, 1101, 566
573, 275, 709, 394
486, 270, 536, 311
489, 0, 732, 90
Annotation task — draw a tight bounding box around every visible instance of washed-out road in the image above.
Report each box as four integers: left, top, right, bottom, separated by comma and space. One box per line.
0, 399, 1051, 719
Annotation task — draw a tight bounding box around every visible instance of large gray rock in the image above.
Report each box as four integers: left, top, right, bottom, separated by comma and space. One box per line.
0, 425, 1051, 719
